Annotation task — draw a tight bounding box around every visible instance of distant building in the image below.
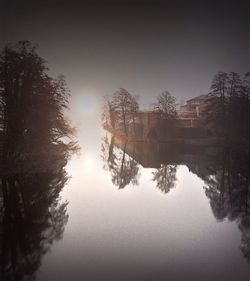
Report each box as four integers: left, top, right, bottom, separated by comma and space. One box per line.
178, 94, 208, 118
177, 94, 208, 128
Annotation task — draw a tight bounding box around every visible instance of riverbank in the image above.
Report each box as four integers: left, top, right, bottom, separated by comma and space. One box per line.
103, 124, 223, 146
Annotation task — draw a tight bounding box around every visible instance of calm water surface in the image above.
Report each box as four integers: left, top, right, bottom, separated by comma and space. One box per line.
32, 125, 250, 281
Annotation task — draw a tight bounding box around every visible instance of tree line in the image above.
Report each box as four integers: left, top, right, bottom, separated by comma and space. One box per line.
0, 41, 78, 174
0, 42, 78, 280
203, 71, 250, 143
103, 71, 250, 145
102, 89, 177, 137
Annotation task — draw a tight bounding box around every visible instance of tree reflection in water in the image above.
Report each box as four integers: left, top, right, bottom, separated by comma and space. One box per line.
203, 147, 250, 264
102, 134, 250, 264
152, 164, 177, 194
101, 134, 140, 189
0, 149, 70, 281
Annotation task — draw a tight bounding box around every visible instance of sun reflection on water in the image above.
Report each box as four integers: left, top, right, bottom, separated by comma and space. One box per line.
82, 153, 95, 171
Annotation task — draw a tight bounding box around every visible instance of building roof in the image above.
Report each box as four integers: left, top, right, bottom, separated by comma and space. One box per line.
137, 110, 161, 114
187, 94, 208, 103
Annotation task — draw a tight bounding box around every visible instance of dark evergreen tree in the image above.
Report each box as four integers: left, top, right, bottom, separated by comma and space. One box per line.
0, 41, 78, 174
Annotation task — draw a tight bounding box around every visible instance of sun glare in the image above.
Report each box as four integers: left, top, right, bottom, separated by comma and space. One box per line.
82, 154, 95, 171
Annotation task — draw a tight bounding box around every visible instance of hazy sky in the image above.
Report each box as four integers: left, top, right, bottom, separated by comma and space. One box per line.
1, 0, 249, 116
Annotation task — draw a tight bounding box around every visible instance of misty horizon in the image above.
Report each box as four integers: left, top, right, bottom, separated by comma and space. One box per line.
1, 0, 249, 115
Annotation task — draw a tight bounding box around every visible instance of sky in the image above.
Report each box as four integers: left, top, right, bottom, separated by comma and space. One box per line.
1, 0, 249, 119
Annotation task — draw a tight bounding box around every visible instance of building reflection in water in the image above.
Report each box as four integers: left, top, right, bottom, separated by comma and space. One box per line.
102, 133, 250, 264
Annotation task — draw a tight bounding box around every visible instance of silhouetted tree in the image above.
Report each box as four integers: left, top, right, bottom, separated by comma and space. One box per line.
130, 94, 139, 136
103, 88, 139, 136
204, 71, 250, 142
0, 41, 78, 174
204, 72, 229, 137
154, 91, 177, 120
227, 72, 244, 138
242, 71, 250, 142
152, 91, 179, 140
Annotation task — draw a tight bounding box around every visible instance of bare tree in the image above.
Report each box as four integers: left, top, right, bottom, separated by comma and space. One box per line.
154, 91, 177, 120
130, 94, 139, 135
103, 88, 139, 136
101, 95, 115, 130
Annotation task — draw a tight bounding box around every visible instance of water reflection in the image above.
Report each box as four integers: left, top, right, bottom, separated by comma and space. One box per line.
101, 134, 140, 189
203, 148, 250, 264
102, 134, 250, 264
0, 150, 70, 281
152, 165, 177, 194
